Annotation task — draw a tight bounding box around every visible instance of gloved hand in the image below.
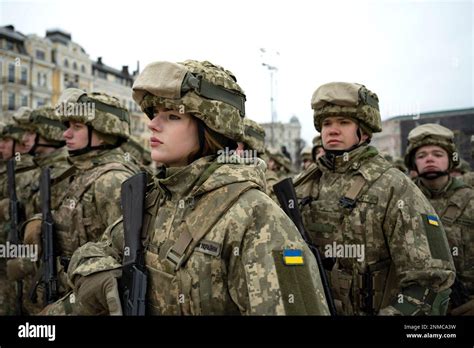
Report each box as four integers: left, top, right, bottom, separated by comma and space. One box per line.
378, 305, 403, 316
6, 258, 36, 281
74, 269, 123, 316
451, 299, 474, 316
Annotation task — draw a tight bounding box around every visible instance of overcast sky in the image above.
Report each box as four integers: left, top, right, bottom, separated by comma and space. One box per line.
1, 0, 473, 144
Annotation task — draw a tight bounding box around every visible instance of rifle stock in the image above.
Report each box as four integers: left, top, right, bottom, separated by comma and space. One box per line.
120, 172, 148, 316
40, 167, 59, 304
7, 158, 25, 315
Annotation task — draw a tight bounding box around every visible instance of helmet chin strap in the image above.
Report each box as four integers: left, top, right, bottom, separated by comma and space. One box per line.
68, 125, 118, 157
418, 170, 449, 180
28, 134, 65, 156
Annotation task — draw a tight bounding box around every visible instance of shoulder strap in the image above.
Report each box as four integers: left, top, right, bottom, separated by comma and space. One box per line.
164, 181, 258, 271
69, 162, 133, 202
442, 186, 473, 224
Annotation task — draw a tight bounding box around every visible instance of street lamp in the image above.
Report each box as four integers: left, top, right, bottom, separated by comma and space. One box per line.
260, 48, 279, 147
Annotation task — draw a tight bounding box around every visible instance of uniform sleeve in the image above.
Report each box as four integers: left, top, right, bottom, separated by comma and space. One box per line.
67, 218, 124, 287
93, 170, 132, 227
381, 171, 455, 315
384, 173, 455, 290
226, 190, 330, 315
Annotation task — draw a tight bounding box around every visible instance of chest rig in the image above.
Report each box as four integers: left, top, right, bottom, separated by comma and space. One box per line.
296, 157, 395, 315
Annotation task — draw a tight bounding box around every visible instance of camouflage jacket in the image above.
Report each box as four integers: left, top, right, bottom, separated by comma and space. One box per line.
461, 172, 474, 187
414, 177, 474, 300
53, 147, 140, 259
293, 145, 455, 315
28, 147, 72, 216
68, 154, 330, 315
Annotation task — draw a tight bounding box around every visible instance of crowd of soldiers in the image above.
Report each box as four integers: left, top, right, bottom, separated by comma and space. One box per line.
0, 59, 472, 316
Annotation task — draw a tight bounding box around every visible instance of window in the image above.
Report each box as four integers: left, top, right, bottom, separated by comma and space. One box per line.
74, 74, 79, 83
64, 58, 69, 68
36, 50, 45, 60
20, 67, 27, 85
81, 65, 86, 73
64, 73, 69, 82
73, 62, 77, 70
21, 95, 28, 107
8, 63, 15, 83
6, 40, 14, 50
97, 70, 107, 79
8, 92, 15, 110
36, 98, 45, 107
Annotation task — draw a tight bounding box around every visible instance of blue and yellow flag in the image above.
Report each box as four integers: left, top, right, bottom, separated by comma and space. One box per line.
427, 215, 439, 226
283, 249, 304, 265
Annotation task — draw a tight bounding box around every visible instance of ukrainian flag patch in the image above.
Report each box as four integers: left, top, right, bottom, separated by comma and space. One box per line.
283, 249, 304, 265
427, 215, 439, 226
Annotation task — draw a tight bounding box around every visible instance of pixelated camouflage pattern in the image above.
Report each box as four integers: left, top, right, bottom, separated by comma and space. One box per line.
266, 148, 292, 173
414, 177, 474, 301
24, 147, 140, 311
242, 118, 266, 154
0, 154, 39, 315
300, 146, 313, 161
135, 60, 245, 142
0, 122, 27, 143
29, 106, 66, 142
311, 82, 382, 133
405, 123, 459, 170
293, 144, 455, 315
68, 155, 329, 315
462, 172, 474, 187
12, 107, 35, 132
56, 88, 130, 140
313, 135, 322, 147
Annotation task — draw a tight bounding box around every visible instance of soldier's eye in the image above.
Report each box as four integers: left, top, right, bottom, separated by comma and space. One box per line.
169, 114, 181, 120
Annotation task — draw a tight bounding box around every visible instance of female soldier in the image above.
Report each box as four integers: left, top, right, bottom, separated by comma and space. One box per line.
66, 60, 329, 315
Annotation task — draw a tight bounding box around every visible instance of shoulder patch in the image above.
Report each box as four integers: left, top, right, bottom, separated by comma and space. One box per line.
421, 213, 451, 262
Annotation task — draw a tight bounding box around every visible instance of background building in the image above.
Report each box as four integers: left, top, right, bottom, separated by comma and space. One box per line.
0, 24, 149, 146
372, 108, 474, 167
262, 115, 304, 168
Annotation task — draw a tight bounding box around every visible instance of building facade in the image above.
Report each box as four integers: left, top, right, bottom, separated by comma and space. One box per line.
261, 115, 304, 167
371, 108, 474, 167
0, 25, 149, 145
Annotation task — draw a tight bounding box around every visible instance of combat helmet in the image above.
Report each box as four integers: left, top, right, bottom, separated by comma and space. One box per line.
404, 123, 459, 171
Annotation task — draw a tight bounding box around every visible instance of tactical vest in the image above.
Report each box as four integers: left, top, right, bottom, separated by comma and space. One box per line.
295, 156, 397, 315
140, 168, 258, 315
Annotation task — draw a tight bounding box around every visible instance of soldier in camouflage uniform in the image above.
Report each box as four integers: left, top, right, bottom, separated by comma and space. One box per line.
32, 90, 140, 314
6, 106, 72, 314
66, 60, 330, 316
300, 146, 313, 171
404, 123, 474, 315
293, 82, 455, 316
0, 109, 40, 315
312, 135, 325, 161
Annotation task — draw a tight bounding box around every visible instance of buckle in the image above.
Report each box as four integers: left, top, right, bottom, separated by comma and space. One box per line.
165, 247, 185, 271
339, 196, 356, 209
